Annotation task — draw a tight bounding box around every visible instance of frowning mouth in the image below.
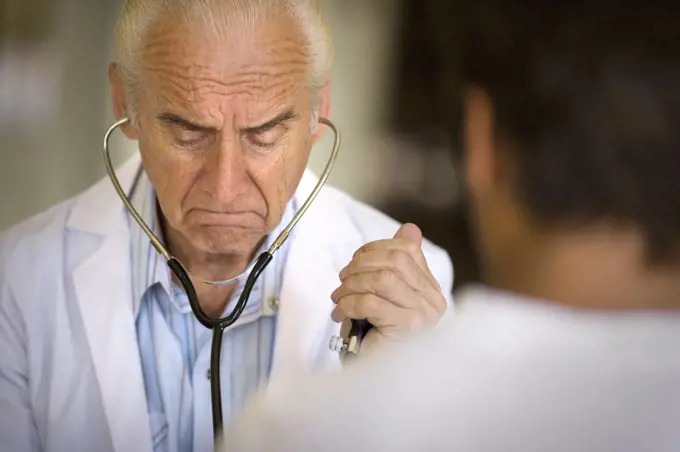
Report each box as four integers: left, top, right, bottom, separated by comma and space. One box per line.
189, 210, 263, 228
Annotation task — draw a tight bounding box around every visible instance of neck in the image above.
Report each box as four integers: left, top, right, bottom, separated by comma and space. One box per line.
485, 226, 680, 311
160, 214, 264, 318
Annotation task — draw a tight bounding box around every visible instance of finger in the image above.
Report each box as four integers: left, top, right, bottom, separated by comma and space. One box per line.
352, 237, 422, 261
393, 224, 441, 290
331, 305, 348, 323
349, 239, 429, 280
333, 269, 445, 315
339, 248, 434, 293
414, 252, 441, 291
351, 235, 434, 283
393, 224, 443, 290
331, 270, 430, 310
342, 245, 440, 291
332, 293, 414, 328
349, 223, 441, 290
394, 223, 422, 244
351, 224, 421, 257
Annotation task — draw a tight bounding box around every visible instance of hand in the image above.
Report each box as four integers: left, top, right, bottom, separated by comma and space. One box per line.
330, 223, 447, 351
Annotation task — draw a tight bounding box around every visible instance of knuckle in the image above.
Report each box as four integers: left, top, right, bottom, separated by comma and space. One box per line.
336, 297, 355, 316
339, 294, 376, 317
403, 240, 420, 255
352, 250, 370, 267
354, 242, 375, 257
342, 260, 357, 276
405, 312, 426, 330
387, 249, 411, 268
418, 273, 434, 290
361, 294, 379, 316
372, 269, 396, 288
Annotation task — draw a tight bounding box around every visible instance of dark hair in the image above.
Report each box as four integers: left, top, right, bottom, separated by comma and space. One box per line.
451, 2, 680, 264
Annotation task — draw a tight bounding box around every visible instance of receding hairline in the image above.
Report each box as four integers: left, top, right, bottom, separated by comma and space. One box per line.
148, 7, 310, 55
114, 0, 333, 103
135, 0, 306, 45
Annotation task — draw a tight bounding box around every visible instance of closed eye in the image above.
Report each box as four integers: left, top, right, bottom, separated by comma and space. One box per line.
158, 113, 215, 148
247, 126, 284, 148
243, 109, 299, 149
176, 129, 210, 145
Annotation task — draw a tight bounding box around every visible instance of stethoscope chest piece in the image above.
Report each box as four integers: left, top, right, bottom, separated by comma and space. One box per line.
329, 319, 373, 355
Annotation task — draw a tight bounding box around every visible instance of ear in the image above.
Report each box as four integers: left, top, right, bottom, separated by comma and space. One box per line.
312, 77, 332, 144
108, 62, 139, 140
463, 86, 496, 198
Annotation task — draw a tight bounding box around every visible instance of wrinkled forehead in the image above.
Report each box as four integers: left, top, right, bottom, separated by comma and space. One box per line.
138, 11, 311, 118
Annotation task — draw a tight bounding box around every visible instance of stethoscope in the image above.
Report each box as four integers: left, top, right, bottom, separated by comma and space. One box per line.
103, 116, 372, 445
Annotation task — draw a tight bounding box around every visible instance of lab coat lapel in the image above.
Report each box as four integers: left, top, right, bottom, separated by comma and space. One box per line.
69, 154, 153, 452
270, 172, 362, 378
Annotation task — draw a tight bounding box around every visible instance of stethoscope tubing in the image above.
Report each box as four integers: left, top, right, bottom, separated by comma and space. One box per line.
103, 116, 341, 443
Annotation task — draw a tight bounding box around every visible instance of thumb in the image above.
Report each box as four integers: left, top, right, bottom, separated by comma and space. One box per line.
394, 223, 440, 289
394, 223, 423, 244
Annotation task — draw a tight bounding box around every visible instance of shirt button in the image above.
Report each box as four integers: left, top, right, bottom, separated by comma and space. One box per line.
268, 297, 280, 312
206, 369, 211, 380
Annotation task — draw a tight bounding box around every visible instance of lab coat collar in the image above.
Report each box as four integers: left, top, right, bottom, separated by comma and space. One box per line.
68, 152, 154, 452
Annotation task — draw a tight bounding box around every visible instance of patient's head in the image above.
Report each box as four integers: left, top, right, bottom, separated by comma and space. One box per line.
454, 2, 680, 305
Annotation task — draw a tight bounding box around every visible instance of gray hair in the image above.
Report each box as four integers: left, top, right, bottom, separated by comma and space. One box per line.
114, 0, 333, 129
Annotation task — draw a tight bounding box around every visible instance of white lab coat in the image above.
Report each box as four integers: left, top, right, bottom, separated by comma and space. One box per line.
0, 154, 453, 452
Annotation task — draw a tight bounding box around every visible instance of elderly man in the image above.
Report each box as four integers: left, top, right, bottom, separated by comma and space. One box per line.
223, 1, 680, 451
0, 1, 453, 452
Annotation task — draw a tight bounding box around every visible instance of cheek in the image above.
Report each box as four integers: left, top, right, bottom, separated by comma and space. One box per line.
139, 133, 199, 220
278, 129, 313, 197
255, 129, 313, 224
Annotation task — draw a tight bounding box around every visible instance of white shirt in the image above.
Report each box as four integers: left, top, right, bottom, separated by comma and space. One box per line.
223, 285, 680, 452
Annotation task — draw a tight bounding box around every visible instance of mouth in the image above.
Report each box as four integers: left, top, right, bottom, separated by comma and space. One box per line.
189, 210, 263, 228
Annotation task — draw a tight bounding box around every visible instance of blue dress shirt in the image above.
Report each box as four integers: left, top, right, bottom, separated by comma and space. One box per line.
128, 171, 294, 452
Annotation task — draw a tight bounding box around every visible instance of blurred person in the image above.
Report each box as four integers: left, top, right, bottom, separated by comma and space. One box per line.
0, 1, 454, 452
222, 1, 680, 451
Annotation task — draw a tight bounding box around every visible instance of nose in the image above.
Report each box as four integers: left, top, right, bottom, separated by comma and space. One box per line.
200, 136, 249, 209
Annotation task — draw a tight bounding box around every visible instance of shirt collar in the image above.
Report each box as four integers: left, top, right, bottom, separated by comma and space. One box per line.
129, 168, 298, 319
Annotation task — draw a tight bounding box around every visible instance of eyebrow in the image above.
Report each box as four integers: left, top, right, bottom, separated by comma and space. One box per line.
157, 109, 300, 134
243, 109, 300, 134
157, 113, 215, 132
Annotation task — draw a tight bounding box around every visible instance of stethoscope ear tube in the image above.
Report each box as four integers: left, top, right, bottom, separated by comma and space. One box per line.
169, 251, 274, 439
167, 257, 214, 328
